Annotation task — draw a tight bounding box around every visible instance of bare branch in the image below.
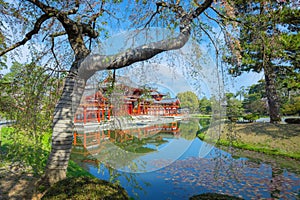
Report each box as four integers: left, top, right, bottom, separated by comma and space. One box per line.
204, 11, 225, 27
65, 0, 80, 15
209, 6, 242, 24
198, 23, 218, 55
45, 66, 68, 73
144, 4, 160, 28
203, 11, 241, 66
50, 31, 66, 38
51, 35, 60, 68
27, 0, 79, 16
156, 1, 186, 18
0, 14, 51, 56
103, 9, 123, 21
88, 1, 105, 26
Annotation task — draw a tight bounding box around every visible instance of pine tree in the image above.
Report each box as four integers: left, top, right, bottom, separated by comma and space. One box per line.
223, 0, 300, 123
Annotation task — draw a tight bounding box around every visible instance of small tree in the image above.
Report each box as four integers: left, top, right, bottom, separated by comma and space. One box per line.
226, 93, 244, 122
243, 81, 268, 117
281, 96, 300, 116
198, 97, 212, 115
177, 91, 199, 114
0, 62, 61, 174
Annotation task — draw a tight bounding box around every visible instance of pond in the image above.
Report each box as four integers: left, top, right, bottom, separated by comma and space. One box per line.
71, 118, 300, 199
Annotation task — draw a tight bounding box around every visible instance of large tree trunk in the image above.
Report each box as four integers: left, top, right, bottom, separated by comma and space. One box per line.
264, 65, 281, 123
42, 69, 86, 185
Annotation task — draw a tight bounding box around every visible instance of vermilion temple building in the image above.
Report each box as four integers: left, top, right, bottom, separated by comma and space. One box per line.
74, 76, 181, 124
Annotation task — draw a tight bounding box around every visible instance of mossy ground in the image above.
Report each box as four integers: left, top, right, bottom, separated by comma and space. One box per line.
42, 176, 129, 200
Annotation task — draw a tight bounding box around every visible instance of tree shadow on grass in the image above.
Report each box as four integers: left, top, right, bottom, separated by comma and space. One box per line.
0, 167, 38, 200
234, 123, 300, 139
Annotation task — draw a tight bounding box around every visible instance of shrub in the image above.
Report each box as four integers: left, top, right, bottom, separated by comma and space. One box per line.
42, 176, 129, 200
285, 118, 300, 124
243, 113, 259, 122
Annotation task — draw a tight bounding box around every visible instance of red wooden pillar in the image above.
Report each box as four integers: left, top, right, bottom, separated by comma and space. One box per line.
97, 107, 101, 123
73, 132, 77, 145
83, 106, 87, 124
128, 104, 132, 115
101, 105, 104, 120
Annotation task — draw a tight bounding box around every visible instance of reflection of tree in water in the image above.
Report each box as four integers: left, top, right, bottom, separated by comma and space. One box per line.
199, 117, 211, 129
71, 121, 181, 170
270, 166, 284, 199
71, 138, 147, 172
196, 117, 211, 137
179, 119, 200, 140
71, 136, 153, 199
113, 132, 168, 153
71, 122, 183, 174
73, 157, 149, 199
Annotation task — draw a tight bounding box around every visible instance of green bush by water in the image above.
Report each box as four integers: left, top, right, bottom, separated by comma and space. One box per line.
42, 176, 129, 200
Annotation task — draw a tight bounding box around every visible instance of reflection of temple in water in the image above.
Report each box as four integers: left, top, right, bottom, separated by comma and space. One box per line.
72, 122, 180, 156
74, 76, 182, 124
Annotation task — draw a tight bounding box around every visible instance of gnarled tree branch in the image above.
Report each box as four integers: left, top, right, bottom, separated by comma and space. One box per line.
0, 14, 51, 56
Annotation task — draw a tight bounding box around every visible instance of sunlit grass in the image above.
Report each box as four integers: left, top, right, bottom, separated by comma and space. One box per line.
198, 122, 300, 160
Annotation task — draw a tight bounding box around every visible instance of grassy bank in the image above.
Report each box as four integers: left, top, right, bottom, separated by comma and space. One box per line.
198, 122, 300, 160
0, 126, 127, 199
191, 114, 211, 118
0, 126, 92, 177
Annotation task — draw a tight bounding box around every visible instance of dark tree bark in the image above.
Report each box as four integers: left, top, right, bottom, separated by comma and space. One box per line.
264, 65, 281, 123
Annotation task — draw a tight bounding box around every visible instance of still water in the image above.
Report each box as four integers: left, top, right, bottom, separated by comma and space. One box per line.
71, 118, 300, 199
